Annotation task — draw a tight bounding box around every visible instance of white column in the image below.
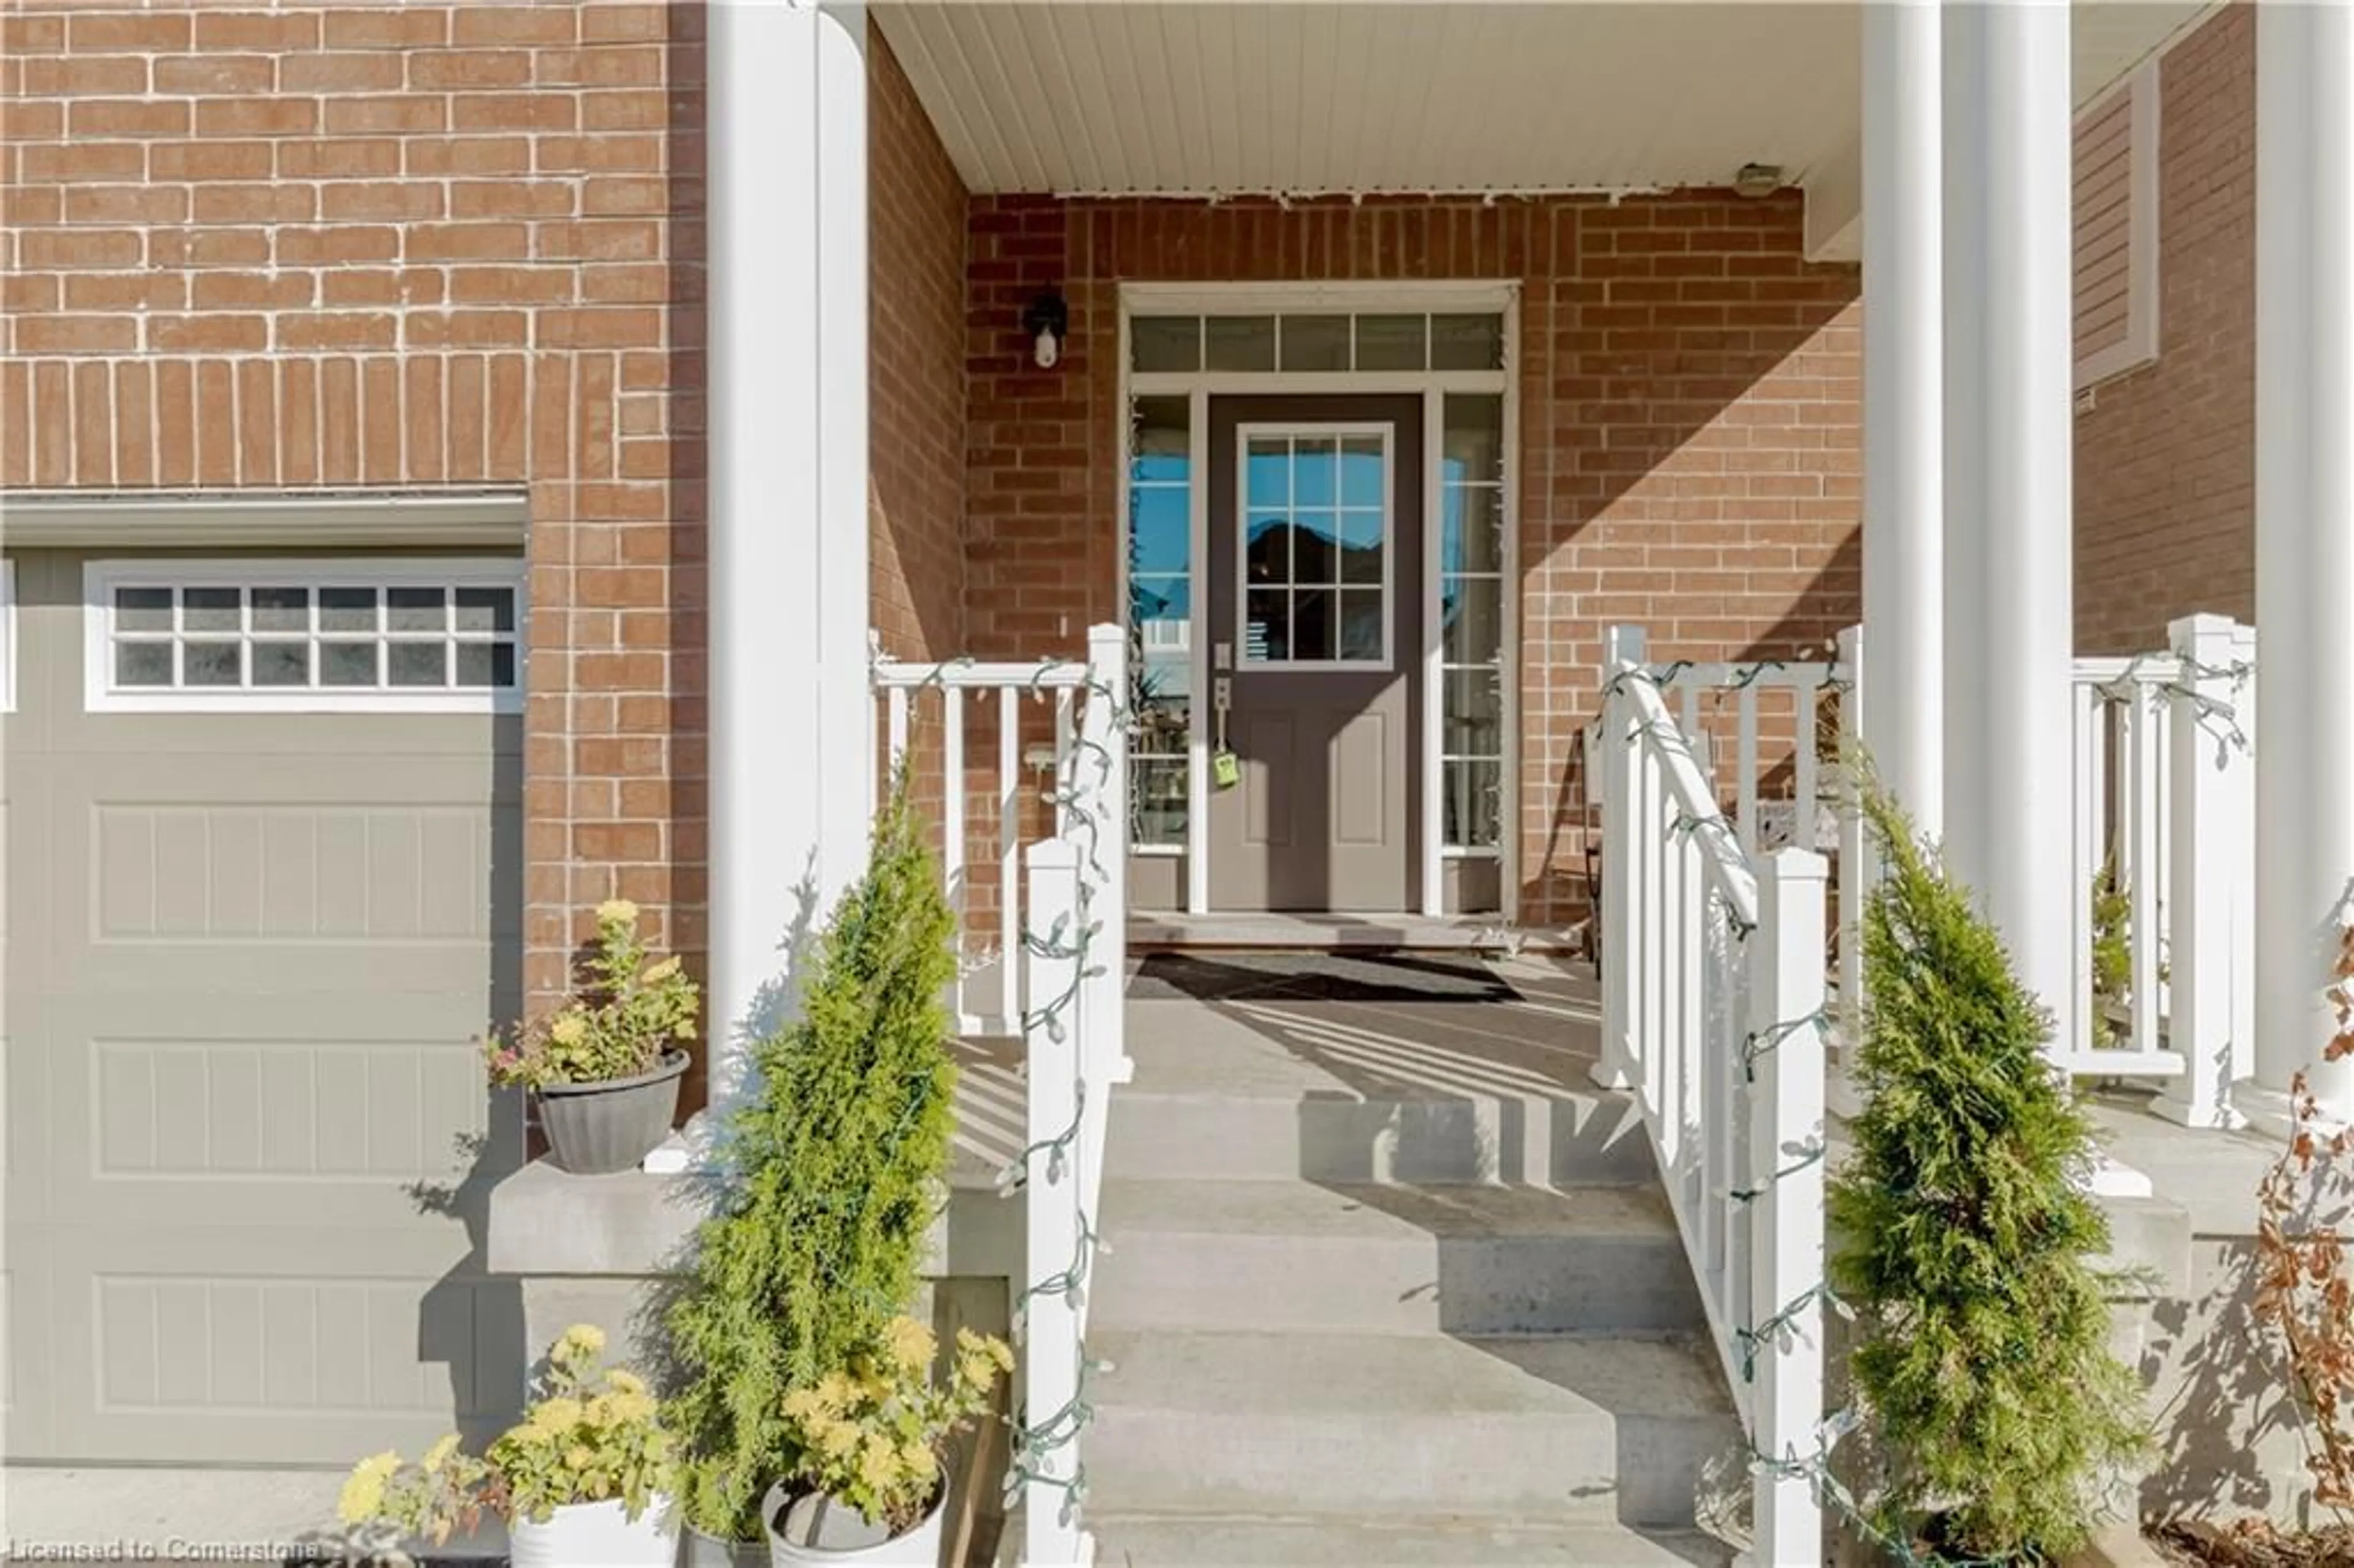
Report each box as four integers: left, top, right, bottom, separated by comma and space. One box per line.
1945, 0, 2078, 1056
705, 0, 872, 1109
1861, 0, 1943, 836
2254, 2, 2354, 1113
1940, 1, 1989, 878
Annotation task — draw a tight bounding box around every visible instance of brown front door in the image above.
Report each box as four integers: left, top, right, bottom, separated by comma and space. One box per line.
1206, 395, 1424, 912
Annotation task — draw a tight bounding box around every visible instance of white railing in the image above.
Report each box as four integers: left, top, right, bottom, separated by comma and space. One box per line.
1830, 615, 2257, 1124
2065, 615, 2257, 1123
869, 626, 1132, 1564
871, 627, 1129, 1035
1596, 625, 1826, 1566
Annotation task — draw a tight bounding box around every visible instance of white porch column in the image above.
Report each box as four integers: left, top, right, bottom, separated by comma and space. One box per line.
1861, 0, 1944, 835
706, 0, 872, 1108
2253, 1, 2354, 1113
1942, 0, 2078, 1055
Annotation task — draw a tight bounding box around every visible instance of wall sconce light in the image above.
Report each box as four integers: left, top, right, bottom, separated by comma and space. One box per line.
1023, 290, 1069, 370
1733, 162, 1785, 199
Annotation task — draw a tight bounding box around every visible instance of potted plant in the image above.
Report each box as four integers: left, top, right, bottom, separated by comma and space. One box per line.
337, 1324, 681, 1567
760, 1314, 1013, 1566
663, 775, 962, 1553
487, 897, 699, 1174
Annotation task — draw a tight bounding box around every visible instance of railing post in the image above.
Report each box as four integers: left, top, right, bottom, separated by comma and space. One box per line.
1079, 623, 1132, 1090
1019, 839, 1091, 1568
2157, 614, 2250, 1128
2231, 621, 2258, 1098
1833, 624, 1865, 1117
1748, 849, 1828, 1568
1595, 625, 1647, 1091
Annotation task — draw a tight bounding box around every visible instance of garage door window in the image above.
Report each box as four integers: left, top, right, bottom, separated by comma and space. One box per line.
85, 560, 525, 714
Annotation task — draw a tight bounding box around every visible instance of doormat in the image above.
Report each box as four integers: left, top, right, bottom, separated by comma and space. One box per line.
1127, 950, 1516, 1003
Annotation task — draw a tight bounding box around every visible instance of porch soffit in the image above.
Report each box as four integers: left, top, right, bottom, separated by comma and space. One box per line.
873, 1, 2219, 247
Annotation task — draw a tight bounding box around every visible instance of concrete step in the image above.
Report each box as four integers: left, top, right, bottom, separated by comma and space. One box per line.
1105, 1084, 1656, 1187
1087, 1514, 1735, 1567
1087, 1328, 1739, 1527
1090, 1178, 1707, 1336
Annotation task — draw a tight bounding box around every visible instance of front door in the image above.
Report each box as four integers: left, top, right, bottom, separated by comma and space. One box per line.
1206, 395, 1424, 912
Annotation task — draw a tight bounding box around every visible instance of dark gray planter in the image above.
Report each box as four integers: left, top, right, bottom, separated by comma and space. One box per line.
537, 1049, 689, 1174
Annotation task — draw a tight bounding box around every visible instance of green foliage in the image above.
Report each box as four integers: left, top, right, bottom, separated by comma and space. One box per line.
2089, 859, 2131, 1051
489, 1325, 678, 1525
336, 1325, 676, 1542
663, 775, 962, 1542
487, 898, 700, 1089
777, 1315, 1013, 1534
1828, 785, 2149, 1561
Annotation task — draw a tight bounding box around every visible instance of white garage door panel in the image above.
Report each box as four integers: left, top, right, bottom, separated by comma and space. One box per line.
6, 548, 526, 1463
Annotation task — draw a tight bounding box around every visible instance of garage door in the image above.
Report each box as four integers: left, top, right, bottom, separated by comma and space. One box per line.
3, 549, 526, 1462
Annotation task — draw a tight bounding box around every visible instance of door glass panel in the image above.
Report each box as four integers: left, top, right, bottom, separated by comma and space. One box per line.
1354, 314, 1428, 371
1444, 758, 1504, 848
1279, 314, 1351, 371
1443, 394, 1504, 484
1131, 316, 1202, 373
1442, 487, 1506, 576
1444, 668, 1504, 756
1243, 588, 1289, 662
1237, 428, 1390, 666
1431, 313, 1505, 370
1130, 489, 1190, 575
1443, 577, 1503, 665
1205, 315, 1276, 371
1290, 589, 1337, 661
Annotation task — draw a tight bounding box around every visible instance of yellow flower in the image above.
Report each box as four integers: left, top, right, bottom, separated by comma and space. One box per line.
561, 1323, 606, 1358
566, 1444, 595, 1471
596, 898, 639, 926
421, 1433, 460, 1472
532, 1396, 584, 1434
336, 1452, 398, 1525
815, 1418, 861, 1461
643, 956, 681, 983
549, 1011, 589, 1047
858, 1435, 902, 1494
958, 1327, 1016, 1373
882, 1316, 935, 1374
782, 1387, 825, 1425
607, 1369, 646, 1396
812, 1371, 858, 1414
899, 1439, 937, 1482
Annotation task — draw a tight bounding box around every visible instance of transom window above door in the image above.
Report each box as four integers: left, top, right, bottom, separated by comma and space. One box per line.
1240, 427, 1392, 668
1132, 311, 1505, 375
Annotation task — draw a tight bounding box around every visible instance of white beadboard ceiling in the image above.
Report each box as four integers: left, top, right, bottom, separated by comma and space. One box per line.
874, 1, 2218, 204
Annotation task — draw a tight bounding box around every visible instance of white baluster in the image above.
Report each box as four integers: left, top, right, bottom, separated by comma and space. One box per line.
1736, 681, 1760, 856
2125, 680, 2163, 1057
943, 687, 969, 1030
2071, 678, 2103, 1059
1595, 626, 1646, 1092
1000, 687, 1023, 1032
1795, 676, 1821, 853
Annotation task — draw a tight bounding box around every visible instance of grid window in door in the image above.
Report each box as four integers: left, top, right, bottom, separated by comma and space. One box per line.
1239, 427, 1391, 669
1127, 395, 1194, 848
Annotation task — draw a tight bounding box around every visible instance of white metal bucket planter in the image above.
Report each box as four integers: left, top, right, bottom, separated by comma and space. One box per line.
763, 1483, 946, 1568
507, 1494, 681, 1568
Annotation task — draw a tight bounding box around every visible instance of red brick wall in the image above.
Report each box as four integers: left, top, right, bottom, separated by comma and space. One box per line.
966, 195, 1861, 929
867, 26, 965, 663
2074, 1, 2254, 654
1, 3, 708, 1055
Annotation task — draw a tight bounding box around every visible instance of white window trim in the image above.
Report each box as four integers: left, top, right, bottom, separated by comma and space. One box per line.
2076, 56, 2163, 392
1, 559, 17, 715
1233, 421, 1398, 674
82, 557, 527, 715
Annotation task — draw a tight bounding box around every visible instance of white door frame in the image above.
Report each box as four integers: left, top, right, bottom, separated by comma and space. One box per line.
1115, 281, 1522, 919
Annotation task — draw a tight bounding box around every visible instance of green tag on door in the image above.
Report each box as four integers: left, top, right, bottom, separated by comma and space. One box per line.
1213, 748, 1241, 790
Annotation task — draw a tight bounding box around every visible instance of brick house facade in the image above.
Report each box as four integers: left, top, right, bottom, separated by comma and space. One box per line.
2073, 0, 2256, 655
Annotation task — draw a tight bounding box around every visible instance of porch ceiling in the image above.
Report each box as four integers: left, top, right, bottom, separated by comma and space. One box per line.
874, 1, 2218, 254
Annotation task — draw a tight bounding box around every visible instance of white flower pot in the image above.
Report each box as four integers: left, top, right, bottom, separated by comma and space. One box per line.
508, 1495, 681, 1568
763, 1482, 945, 1567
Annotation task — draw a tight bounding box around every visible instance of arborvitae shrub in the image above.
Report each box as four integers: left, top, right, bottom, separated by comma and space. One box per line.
1827, 785, 2147, 1561
663, 775, 960, 1540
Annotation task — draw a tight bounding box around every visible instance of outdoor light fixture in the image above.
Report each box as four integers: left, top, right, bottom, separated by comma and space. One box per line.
1734, 162, 1785, 199
1024, 290, 1069, 370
